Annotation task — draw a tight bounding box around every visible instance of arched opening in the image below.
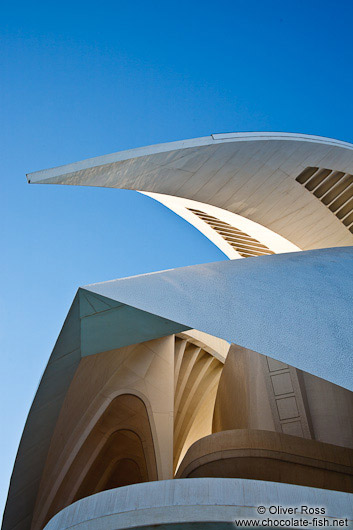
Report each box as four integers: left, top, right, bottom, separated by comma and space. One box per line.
43, 393, 157, 527
73, 430, 149, 501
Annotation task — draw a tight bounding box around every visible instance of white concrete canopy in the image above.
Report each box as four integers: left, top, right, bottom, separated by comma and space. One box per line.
85, 247, 353, 392
27, 132, 353, 250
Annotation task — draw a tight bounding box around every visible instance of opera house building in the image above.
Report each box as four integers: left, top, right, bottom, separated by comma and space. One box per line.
3, 132, 353, 530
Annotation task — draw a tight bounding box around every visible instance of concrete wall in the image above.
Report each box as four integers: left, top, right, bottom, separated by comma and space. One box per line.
43, 478, 353, 530
213, 344, 353, 448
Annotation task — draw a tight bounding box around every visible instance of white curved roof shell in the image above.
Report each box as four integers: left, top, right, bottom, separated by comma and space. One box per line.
84, 247, 353, 391
27, 132, 353, 250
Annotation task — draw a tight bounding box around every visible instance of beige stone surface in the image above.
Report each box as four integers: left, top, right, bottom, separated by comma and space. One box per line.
31, 336, 175, 530
301, 370, 353, 448
173, 337, 223, 471
5, 325, 353, 530
176, 429, 353, 493
213, 343, 353, 447
29, 331, 227, 530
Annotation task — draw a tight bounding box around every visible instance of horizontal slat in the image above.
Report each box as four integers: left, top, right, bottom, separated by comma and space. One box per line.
336, 197, 353, 220
342, 210, 353, 227
329, 184, 353, 214
296, 167, 353, 235
189, 208, 273, 258
296, 167, 319, 184
322, 174, 353, 206
313, 171, 345, 198
305, 168, 332, 191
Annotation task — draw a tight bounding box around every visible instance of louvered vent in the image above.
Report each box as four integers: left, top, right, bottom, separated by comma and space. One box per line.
188, 208, 274, 258
296, 167, 353, 234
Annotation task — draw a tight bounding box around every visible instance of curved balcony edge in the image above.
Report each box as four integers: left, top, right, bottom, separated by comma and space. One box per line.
43, 478, 353, 530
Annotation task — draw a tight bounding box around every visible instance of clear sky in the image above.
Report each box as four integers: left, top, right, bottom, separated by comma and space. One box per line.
1, 0, 353, 519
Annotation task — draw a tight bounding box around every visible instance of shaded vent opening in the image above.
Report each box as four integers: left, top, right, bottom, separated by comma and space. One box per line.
188, 208, 274, 258
296, 167, 353, 234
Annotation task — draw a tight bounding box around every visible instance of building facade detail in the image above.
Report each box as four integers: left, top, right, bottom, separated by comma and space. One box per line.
3, 133, 353, 530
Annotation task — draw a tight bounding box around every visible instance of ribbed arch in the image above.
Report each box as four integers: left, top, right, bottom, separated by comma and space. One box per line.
73, 429, 149, 501
31, 335, 174, 530
173, 336, 223, 472
36, 394, 157, 530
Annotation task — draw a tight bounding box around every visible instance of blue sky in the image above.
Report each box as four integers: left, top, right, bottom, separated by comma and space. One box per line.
1, 0, 353, 519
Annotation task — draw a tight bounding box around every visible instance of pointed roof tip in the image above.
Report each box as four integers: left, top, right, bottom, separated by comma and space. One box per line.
25, 131, 353, 184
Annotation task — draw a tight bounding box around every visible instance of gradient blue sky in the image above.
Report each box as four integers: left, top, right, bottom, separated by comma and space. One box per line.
1, 0, 353, 518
